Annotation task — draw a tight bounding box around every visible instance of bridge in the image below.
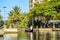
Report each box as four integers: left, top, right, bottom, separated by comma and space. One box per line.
0, 28, 18, 35
0, 29, 4, 35
0, 24, 19, 36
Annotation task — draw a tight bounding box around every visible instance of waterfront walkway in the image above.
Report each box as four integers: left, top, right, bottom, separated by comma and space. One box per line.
0, 28, 60, 35
0, 24, 19, 35
0, 24, 60, 36
0, 28, 18, 35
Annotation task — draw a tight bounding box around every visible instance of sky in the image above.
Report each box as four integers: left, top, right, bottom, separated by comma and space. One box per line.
0, 0, 29, 20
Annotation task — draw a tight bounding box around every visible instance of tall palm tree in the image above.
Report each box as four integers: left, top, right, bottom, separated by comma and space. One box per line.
7, 6, 22, 28
8, 6, 21, 23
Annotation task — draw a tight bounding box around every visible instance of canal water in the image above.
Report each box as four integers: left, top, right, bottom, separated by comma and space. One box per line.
0, 29, 60, 40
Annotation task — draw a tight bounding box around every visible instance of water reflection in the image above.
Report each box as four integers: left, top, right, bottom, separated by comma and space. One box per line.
38, 31, 60, 40
4, 33, 17, 40
0, 37, 4, 40
55, 31, 60, 40
0, 30, 60, 40
26, 32, 33, 40
18, 29, 28, 40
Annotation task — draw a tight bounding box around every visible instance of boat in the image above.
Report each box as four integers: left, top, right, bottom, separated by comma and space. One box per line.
25, 26, 33, 32
25, 28, 33, 32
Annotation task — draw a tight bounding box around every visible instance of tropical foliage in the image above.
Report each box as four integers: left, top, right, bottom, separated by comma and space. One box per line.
1, 0, 60, 28
29, 0, 60, 28
6, 6, 29, 28
30, 0, 60, 20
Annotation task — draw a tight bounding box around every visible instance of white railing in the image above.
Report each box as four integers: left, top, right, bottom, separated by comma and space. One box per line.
4, 28, 18, 33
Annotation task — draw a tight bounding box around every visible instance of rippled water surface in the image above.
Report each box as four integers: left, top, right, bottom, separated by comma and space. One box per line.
0, 29, 60, 40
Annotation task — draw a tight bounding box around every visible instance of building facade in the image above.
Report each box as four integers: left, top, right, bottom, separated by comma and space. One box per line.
29, 0, 50, 10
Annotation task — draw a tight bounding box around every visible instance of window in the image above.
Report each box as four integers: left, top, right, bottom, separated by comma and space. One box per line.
30, 4, 33, 8
30, 0, 33, 3
35, 0, 37, 1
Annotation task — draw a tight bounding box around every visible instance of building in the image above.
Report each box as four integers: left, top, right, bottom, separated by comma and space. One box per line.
29, 0, 50, 10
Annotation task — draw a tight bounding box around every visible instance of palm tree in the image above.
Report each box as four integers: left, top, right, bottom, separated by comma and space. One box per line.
7, 6, 21, 28
8, 6, 21, 23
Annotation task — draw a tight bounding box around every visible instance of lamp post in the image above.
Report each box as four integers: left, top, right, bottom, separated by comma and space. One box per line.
3, 7, 7, 24
0, 10, 1, 16
3, 7, 7, 29
0, 10, 1, 12
0, 10, 1, 15
0, 10, 1, 21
